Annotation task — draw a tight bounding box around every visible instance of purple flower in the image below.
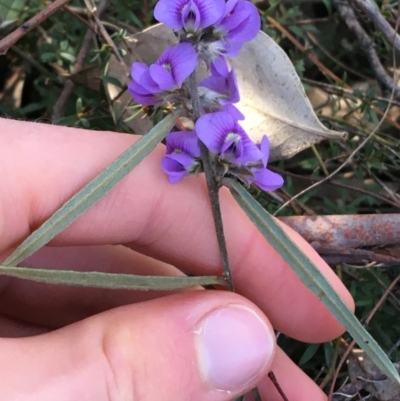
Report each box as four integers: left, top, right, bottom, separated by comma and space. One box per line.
247, 136, 284, 192
214, 0, 260, 44
196, 112, 283, 192
128, 43, 197, 105
154, 0, 225, 33
198, 0, 260, 72
161, 131, 201, 183
198, 67, 244, 120
196, 111, 262, 164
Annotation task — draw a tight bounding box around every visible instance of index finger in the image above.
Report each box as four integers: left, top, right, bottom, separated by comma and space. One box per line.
0, 118, 354, 342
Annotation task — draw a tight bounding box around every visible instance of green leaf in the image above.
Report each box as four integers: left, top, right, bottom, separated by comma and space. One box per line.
0, 265, 226, 291
299, 343, 320, 366
4, 114, 177, 267
0, 0, 27, 21
228, 180, 400, 384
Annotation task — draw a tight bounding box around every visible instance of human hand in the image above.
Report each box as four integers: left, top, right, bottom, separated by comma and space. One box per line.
0, 118, 354, 401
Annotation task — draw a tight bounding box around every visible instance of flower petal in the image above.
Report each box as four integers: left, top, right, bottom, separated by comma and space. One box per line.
223, 104, 245, 120
161, 157, 189, 183
258, 135, 270, 166
231, 130, 263, 165
167, 43, 198, 86
196, 111, 235, 154
165, 131, 200, 157
128, 82, 159, 105
154, 0, 187, 30
131, 62, 148, 79
225, 0, 260, 43
195, 0, 226, 28
250, 168, 284, 192
182, 0, 201, 32
149, 64, 176, 91
211, 55, 230, 76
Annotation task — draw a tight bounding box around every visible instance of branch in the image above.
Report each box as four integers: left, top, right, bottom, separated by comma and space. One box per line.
351, 0, 400, 52
0, 0, 72, 55
52, 0, 110, 122
332, 0, 400, 97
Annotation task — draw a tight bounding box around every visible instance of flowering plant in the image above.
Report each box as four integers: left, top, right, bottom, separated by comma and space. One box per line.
129, 0, 283, 193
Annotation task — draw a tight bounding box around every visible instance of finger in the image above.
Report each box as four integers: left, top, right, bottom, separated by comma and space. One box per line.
253, 348, 327, 401
0, 245, 193, 328
0, 291, 276, 401
0, 118, 354, 341
0, 313, 48, 338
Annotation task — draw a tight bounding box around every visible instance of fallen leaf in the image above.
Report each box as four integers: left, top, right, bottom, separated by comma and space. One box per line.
230, 30, 347, 161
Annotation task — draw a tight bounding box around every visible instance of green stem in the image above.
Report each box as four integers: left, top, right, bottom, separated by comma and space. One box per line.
188, 72, 234, 290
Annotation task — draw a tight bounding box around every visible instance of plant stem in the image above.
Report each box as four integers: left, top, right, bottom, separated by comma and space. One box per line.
188, 72, 234, 290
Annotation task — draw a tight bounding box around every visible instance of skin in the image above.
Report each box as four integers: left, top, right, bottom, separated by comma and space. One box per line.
0, 117, 354, 401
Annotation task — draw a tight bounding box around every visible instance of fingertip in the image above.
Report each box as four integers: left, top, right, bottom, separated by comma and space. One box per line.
0, 291, 277, 401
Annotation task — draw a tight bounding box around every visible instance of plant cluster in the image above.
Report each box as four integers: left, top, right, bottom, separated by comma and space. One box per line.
128, 0, 283, 192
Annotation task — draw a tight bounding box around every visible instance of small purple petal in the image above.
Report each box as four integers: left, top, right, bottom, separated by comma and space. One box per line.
128, 82, 159, 105
200, 68, 240, 105
200, 75, 226, 95
162, 131, 201, 183
220, 0, 260, 44
182, 0, 201, 32
196, 111, 235, 154
224, 0, 239, 18
211, 55, 230, 76
136, 69, 160, 93
221, 134, 244, 160
196, 112, 263, 164
154, 0, 225, 31
154, 0, 187, 30
158, 43, 197, 87
131, 62, 148, 79
224, 69, 240, 104
223, 41, 243, 57
195, 0, 226, 28
128, 80, 151, 95
165, 131, 200, 157
249, 168, 284, 192
258, 135, 270, 166
224, 104, 245, 120
161, 157, 190, 183
149, 64, 176, 91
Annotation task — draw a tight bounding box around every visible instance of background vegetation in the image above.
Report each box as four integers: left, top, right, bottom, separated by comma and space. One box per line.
0, 0, 399, 398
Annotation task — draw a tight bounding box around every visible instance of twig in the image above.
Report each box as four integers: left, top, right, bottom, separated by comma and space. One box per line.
263, 12, 400, 131
268, 371, 290, 401
274, 3, 400, 215
188, 73, 233, 290
0, 0, 72, 55
301, 77, 400, 108
332, 0, 400, 97
52, 0, 110, 122
9, 46, 51, 76
274, 91, 395, 215
252, 387, 263, 401
269, 167, 400, 210
351, 0, 400, 52
306, 31, 370, 81
328, 274, 400, 400
83, 0, 130, 75
278, 214, 400, 250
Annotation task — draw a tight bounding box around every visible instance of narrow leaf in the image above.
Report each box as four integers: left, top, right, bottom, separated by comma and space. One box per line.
228, 180, 400, 384
4, 114, 177, 267
0, 265, 227, 290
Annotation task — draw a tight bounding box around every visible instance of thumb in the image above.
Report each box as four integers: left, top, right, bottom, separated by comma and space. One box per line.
0, 291, 276, 401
